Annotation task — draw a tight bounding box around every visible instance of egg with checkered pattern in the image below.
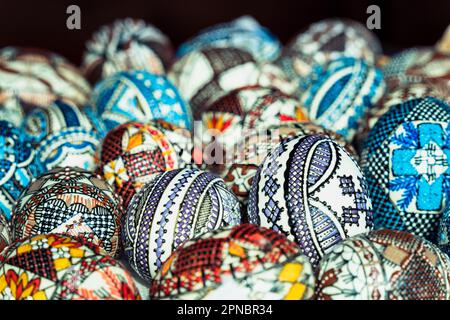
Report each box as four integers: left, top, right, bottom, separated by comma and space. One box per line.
247, 134, 373, 268
23, 99, 101, 173
277, 18, 382, 88
82, 18, 173, 85
361, 97, 450, 243
315, 229, 450, 300
150, 224, 315, 300
0, 121, 40, 221
0, 234, 141, 300
11, 167, 123, 257
122, 168, 242, 282
0, 47, 91, 109
177, 16, 281, 63
356, 82, 450, 153
168, 47, 295, 112
92, 70, 192, 131
97, 120, 195, 210
300, 56, 385, 141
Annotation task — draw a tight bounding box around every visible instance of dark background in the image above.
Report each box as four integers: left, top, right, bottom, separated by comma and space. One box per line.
0, 0, 449, 65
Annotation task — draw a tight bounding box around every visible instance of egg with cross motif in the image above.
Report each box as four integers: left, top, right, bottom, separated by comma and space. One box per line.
361, 97, 450, 243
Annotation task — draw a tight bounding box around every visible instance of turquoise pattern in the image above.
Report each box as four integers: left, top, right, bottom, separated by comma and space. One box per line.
390, 122, 450, 212
301, 57, 385, 141
92, 70, 193, 131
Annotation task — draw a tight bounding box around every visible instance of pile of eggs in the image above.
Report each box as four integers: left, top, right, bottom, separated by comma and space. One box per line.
0, 15, 449, 300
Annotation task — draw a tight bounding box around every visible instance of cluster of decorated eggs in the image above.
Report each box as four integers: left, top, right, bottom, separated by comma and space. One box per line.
0, 16, 449, 300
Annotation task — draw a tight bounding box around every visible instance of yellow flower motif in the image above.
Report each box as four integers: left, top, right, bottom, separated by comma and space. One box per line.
0, 270, 47, 300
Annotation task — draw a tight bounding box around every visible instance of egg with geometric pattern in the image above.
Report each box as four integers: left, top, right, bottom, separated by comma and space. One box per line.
247, 134, 373, 267
82, 18, 173, 85
96, 120, 195, 209
122, 168, 242, 282
361, 97, 450, 243
150, 224, 315, 300
23, 99, 101, 173
169, 47, 295, 113
91, 70, 192, 131
0, 121, 40, 220
315, 229, 450, 300
0, 47, 91, 109
0, 234, 141, 300
11, 167, 123, 257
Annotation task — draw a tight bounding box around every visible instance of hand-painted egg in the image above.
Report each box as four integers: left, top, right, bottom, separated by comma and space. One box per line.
12, 167, 123, 257
0, 234, 140, 300
247, 134, 373, 267
97, 121, 194, 209
23, 99, 101, 173
361, 97, 450, 242
315, 229, 450, 300
122, 168, 242, 282
300, 56, 385, 141
211, 122, 358, 206
151, 224, 315, 300
92, 70, 192, 131
0, 214, 10, 252
0, 47, 91, 108
177, 16, 281, 63
82, 18, 173, 85
383, 47, 450, 90
277, 18, 382, 84
197, 86, 308, 157
168, 47, 295, 112
0, 121, 39, 220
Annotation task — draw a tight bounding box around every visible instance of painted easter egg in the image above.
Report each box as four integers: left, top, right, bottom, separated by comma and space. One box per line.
151, 224, 315, 300
92, 70, 192, 131
315, 229, 450, 300
361, 97, 450, 242
248, 134, 373, 267
12, 167, 123, 257
97, 120, 194, 209
0, 234, 140, 300
122, 168, 242, 282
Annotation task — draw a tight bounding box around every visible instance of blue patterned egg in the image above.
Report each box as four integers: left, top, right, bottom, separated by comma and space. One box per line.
247, 134, 373, 267
0, 121, 39, 220
177, 16, 281, 63
361, 97, 450, 242
23, 100, 101, 173
300, 57, 385, 141
92, 70, 192, 131
122, 168, 242, 282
